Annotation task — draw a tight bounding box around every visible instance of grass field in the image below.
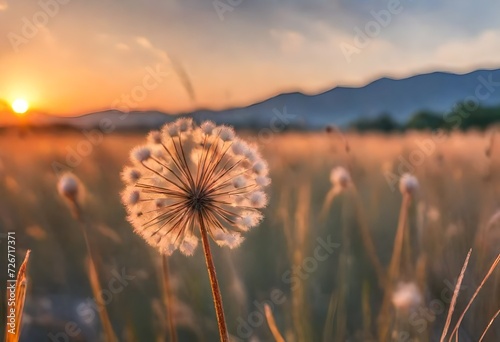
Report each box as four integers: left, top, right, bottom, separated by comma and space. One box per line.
1, 128, 499, 341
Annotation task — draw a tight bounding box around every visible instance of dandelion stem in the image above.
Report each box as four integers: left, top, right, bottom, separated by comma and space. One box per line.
199, 213, 229, 342
378, 193, 411, 341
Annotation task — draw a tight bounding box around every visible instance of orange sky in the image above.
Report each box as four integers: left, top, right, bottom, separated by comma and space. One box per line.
1, 0, 500, 116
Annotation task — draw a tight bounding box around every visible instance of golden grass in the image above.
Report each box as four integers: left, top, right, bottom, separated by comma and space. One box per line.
264, 303, 286, 342
1, 130, 500, 340
4, 250, 30, 342
439, 249, 472, 342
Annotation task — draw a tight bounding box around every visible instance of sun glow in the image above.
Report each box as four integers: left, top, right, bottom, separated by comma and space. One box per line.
12, 98, 29, 114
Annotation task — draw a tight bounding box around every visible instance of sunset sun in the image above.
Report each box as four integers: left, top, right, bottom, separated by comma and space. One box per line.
12, 98, 29, 114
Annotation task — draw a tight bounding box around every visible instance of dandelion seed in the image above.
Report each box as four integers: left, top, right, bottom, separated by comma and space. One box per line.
164, 122, 180, 137
256, 176, 271, 187
399, 173, 419, 196
231, 139, 248, 155
201, 121, 216, 135
236, 211, 263, 231
177, 118, 193, 132
148, 131, 162, 145
252, 160, 269, 175
330, 166, 350, 189
232, 175, 247, 189
249, 191, 268, 208
121, 167, 142, 184
131, 146, 151, 163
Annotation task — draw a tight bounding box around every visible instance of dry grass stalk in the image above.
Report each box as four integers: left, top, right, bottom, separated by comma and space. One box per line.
58, 173, 119, 342
478, 308, 500, 342
351, 186, 386, 289
4, 250, 30, 342
378, 193, 411, 340
447, 253, 500, 341
264, 303, 286, 342
87, 257, 118, 342
439, 248, 472, 342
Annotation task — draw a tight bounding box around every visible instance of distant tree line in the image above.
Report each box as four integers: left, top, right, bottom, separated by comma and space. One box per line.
349, 103, 500, 132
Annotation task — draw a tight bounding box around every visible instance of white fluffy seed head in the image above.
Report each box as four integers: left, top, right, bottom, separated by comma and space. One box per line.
392, 282, 422, 312
330, 167, 350, 189
399, 173, 419, 196
57, 173, 82, 203
131, 146, 151, 163
121, 120, 270, 256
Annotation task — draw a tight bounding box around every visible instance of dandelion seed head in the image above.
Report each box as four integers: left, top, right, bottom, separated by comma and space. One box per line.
399, 173, 419, 195
392, 282, 422, 312
57, 173, 82, 203
330, 167, 350, 189
121, 121, 270, 256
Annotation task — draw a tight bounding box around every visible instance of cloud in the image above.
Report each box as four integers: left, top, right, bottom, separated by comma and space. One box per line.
0, 1, 7, 11
434, 30, 500, 67
115, 42, 130, 51
270, 29, 304, 53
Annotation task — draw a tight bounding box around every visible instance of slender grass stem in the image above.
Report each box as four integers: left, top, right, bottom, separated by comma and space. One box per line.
378, 193, 411, 341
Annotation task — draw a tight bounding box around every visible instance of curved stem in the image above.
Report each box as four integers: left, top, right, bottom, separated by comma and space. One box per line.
199, 213, 229, 342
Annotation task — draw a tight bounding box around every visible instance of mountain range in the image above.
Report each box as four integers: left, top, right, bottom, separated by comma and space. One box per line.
2, 68, 500, 130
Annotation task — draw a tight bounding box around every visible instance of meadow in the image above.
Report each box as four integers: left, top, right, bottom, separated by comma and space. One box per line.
0, 128, 499, 341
